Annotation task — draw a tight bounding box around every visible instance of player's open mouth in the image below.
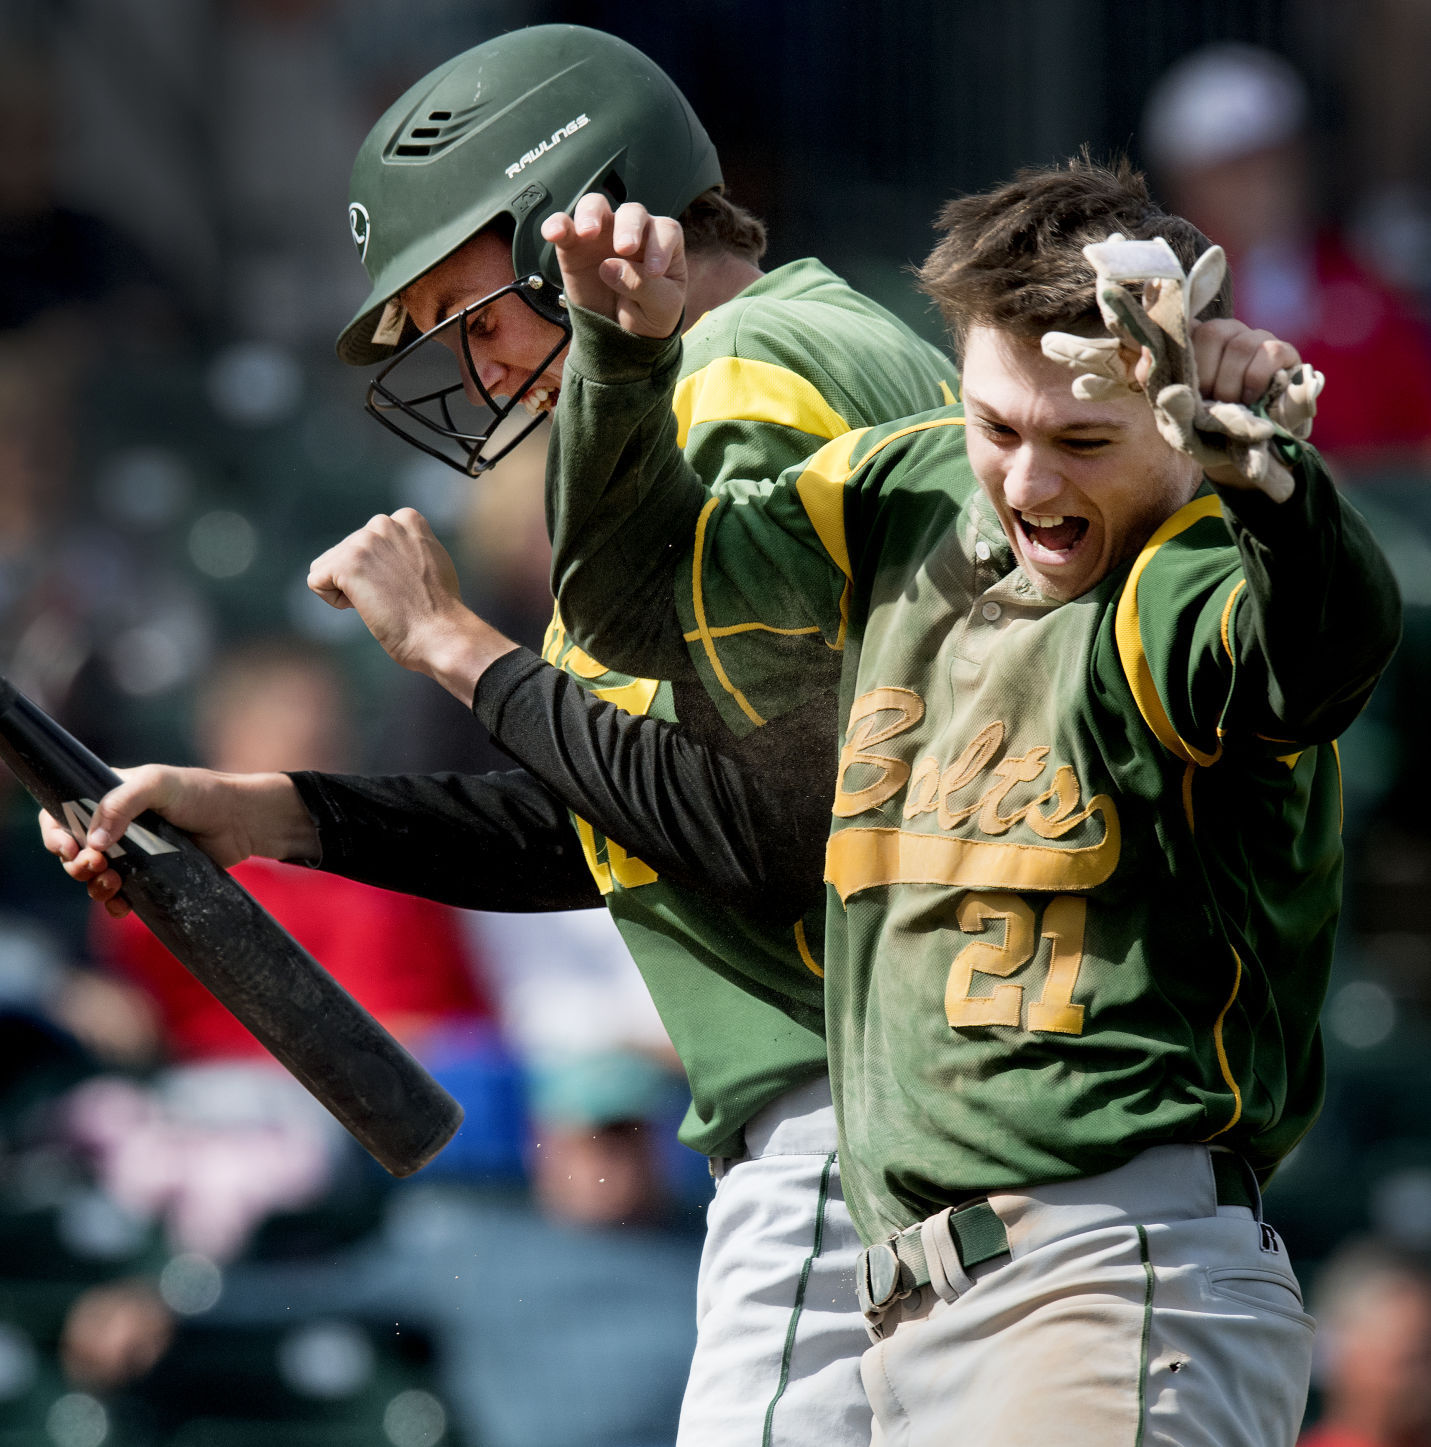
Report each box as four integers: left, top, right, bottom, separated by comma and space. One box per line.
1017, 511, 1089, 562
520, 385, 559, 417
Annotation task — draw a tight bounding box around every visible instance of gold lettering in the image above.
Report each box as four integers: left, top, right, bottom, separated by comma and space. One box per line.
945, 893, 1034, 1028
944, 891, 1090, 1036
1022, 765, 1105, 840
937, 722, 1004, 829
1021, 764, 1079, 837
833, 687, 925, 818
825, 797, 1122, 900
904, 757, 943, 819
1026, 895, 1088, 1034
976, 748, 1050, 835
831, 705, 1113, 876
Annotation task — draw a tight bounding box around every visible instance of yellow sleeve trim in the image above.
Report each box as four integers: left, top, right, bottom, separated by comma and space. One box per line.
1202, 948, 1245, 1140
794, 430, 863, 584
791, 414, 969, 583
673, 356, 851, 449
1114, 494, 1225, 767
793, 919, 823, 978
1218, 579, 1246, 664
1333, 738, 1344, 834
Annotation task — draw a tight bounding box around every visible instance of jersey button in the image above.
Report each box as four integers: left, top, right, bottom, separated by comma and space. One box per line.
974, 540, 992, 561
981, 601, 1002, 621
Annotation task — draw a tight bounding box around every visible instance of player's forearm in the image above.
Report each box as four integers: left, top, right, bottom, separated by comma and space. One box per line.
545, 303, 706, 679
1217, 447, 1402, 738
475, 648, 828, 920
287, 767, 602, 912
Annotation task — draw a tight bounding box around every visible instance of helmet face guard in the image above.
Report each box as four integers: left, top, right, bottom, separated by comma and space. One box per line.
364, 274, 571, 476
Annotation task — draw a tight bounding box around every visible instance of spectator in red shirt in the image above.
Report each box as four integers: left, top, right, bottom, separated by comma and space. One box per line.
91, 637, 492, 1066
69, 637, 495, 1280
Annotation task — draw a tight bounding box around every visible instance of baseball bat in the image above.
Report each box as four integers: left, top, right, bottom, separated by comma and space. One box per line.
0, 675, 463, 1177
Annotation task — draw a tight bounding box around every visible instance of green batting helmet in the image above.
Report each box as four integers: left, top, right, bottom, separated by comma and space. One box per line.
337, 24, 723, 366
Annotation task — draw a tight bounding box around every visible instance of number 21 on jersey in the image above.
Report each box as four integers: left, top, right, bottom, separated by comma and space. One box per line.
945, 892, 1088, 1035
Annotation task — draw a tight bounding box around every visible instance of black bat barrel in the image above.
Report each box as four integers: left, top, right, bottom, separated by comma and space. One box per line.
0, 676, 464, 1177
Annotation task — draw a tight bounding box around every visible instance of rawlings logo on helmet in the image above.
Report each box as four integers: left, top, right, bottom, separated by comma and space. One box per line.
349, 203, 371, 261
504, 113, 590, 180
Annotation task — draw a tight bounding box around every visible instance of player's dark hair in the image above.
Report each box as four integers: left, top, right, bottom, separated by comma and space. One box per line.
916, 153, 1232, 358
679, 188, 768, 263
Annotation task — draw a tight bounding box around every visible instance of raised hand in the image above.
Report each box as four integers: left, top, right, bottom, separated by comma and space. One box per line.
541, 193, 686, 339
1044, 234, 1322, 500
308, 508, 466, 672
308, 508, 517, 703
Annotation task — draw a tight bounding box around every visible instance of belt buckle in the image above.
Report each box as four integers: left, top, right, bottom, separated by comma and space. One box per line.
858, 1240, 904, 1319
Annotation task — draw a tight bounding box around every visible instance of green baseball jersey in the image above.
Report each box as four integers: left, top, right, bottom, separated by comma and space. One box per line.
544, 258, 958, 1157
547, 318, 1400, 1242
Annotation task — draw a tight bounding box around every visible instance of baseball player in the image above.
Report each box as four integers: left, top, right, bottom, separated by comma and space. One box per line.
47, 25, 958, 1447
533, 157, 1402, 1444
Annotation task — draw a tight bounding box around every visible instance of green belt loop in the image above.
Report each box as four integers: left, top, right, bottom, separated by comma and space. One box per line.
948, 1201, 1009, 1268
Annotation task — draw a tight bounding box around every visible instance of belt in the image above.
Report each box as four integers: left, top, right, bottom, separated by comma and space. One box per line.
856, 1149, 1260, 1323
857, 1198, 1009, 1321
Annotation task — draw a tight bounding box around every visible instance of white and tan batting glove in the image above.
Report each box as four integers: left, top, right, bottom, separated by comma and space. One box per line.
1041, 234, 1325, 504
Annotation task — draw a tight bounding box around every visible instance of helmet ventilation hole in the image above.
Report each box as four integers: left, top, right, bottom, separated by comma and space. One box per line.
388, 104, 486, 162
602, 170, 627, 205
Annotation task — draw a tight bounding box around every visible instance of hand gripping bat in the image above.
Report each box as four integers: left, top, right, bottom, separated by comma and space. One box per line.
0, 675, 464, 1177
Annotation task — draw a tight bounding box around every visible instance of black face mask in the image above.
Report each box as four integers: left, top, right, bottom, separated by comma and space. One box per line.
363, 274, 570, 476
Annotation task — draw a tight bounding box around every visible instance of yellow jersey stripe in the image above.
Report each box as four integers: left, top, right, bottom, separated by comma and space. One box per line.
1219, 579, 1246, 664
690, 497, 766, 727
683, 622, 823, 641
1333, 738, 1344, 833
793, 919, 823, 978
1115, 495, 1225, 767
793, 414, 970, 583
673, 357, 850, 449
1202, 948, 1245, 1139
794, 431, 862, 583
690, 415, 968, 726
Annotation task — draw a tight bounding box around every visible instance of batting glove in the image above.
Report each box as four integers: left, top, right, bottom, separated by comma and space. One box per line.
1041, 235, 1324, 504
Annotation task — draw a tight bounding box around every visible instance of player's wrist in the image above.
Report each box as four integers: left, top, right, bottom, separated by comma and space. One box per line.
230, 771, 320, 864
417, 613, 520, 707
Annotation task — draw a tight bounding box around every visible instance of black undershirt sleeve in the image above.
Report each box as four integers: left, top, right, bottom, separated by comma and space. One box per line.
287, 766, 603, 913
471, 647, 831, 924
286, 647, 830, 924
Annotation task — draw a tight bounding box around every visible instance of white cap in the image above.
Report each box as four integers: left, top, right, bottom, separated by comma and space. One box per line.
1142, 42, 1309, 171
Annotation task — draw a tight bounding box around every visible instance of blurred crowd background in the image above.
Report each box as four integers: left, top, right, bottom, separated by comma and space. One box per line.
1, 1, 1430, 1444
